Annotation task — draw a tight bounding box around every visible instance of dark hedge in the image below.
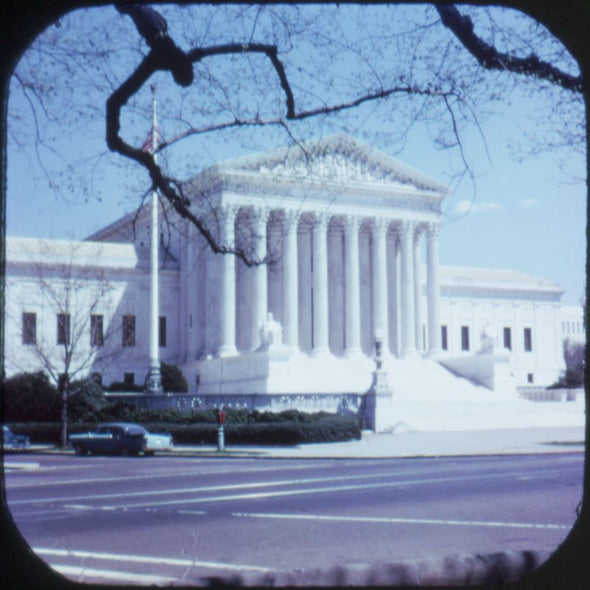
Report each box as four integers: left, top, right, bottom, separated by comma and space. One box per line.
9, 415, 362, 446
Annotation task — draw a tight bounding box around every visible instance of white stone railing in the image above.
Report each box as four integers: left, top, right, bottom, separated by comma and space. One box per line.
516, 387, 581, 402
105, 392, 364, 415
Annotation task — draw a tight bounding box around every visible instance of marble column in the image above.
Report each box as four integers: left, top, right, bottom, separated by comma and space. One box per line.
400, 220, 416, 356
413, 227, 423, 351
426, 222, 442, 356
252, 208, 269, 350
312, 214, 330, 355
283, 211, 299, 351
372, 218, 389, 353
217, 206, 237, 357
344, 216, 362, 357
387, 233, 400, 357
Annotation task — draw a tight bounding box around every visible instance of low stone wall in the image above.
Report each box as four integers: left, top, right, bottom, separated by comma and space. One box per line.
105, 392, 364, 415
517, 387, 581, 402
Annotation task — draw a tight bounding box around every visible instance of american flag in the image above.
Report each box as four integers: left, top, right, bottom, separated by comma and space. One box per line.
141, 127, 160, 153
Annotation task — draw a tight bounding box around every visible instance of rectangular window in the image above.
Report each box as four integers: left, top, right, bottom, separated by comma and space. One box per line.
124, 372, 135, 387
503, 327, 512, 351
90, 314, 104, 346
22, 312, 36, 345
122, 315, 136, 347
441, 325, 448, 351
527, 373, 534, 384
159, 316, 167, 348
461, 326, 470, 351
524, 327, 533, 352
57, 313, 70, 345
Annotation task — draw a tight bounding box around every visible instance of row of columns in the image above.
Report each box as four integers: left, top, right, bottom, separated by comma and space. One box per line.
217, 206, 441, 359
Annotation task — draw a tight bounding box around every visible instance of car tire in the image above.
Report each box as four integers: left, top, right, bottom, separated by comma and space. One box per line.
73, 444, 87, 456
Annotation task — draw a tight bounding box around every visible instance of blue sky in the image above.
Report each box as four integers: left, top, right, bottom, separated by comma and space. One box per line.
6, 4, 586, 305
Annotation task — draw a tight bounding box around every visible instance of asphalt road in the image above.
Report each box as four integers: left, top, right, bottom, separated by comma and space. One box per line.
4, 452, 584, 585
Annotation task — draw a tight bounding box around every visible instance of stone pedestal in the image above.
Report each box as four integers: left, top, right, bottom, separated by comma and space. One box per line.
364, 369, 395, 432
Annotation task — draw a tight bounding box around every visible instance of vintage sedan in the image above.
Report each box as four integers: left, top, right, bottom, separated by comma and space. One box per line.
2, 425, 30, 451
69, 422, 173, 456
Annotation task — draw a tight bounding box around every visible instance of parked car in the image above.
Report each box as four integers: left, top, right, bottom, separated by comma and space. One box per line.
2, 425, 30, 451
69, 422, 173, 456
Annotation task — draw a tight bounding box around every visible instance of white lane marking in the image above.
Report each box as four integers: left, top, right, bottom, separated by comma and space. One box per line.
6, 461, 336, 488
34, 547, 273, 573
51, 564, 176, 584
12, 466, 583, 508
8, 471, 406, 505
232, 512, 571, 530
104, 468, 584, 510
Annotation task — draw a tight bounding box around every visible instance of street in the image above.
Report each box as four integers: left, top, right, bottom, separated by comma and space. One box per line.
4, 452, 583, 585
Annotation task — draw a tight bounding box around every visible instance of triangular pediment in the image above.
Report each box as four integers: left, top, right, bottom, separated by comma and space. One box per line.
217, 134, 449, 194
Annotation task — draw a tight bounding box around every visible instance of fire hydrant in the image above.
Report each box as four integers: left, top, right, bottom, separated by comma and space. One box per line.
216, 408, 225, 452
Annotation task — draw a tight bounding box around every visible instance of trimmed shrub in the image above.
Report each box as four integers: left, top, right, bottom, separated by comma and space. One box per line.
160, 362, 189, 393
13, 411, 361, 446
142, 415, 361, 446
3, 372, 60, 422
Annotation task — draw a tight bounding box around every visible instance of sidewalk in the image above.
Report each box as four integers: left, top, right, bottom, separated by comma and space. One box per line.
15, 425, 586, 462
167, 425, 586, 459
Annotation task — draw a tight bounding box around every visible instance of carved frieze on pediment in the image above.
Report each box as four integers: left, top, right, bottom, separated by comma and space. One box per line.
222, 135, 447, 195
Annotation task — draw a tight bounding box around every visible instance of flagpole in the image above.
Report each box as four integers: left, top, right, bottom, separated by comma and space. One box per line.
145, 84, 163, 394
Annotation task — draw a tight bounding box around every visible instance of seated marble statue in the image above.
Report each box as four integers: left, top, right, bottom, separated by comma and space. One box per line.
478, 324, 494, 354
258, 312, 283, 351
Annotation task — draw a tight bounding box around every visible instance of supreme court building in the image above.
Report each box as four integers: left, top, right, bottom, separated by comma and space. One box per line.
4, 135, 582, 412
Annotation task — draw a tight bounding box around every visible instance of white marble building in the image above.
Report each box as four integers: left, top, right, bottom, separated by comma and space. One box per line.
4, 136, 582, 406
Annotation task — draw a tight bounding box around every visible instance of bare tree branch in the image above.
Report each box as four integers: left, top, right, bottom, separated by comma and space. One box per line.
107, 37, 466, 266
435, 4, 583, 93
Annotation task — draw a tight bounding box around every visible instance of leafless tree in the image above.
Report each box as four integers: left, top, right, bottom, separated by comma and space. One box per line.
5, 241, 121, 447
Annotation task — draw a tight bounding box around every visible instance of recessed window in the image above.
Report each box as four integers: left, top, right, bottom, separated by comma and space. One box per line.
503, 327, 512, 351
122, 315, 136, 347
159, 316, 167, 348
124, 372, 135, 387
90, 314, 104, 347
22, 312, 36, 345
461, 326, 470, 351
57, 313, 70, 345
524, 327, 533, 352
527, 373, 534, 384
441, 325, 448, 351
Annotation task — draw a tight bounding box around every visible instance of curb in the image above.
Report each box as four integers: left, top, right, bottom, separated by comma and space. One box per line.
231, 550, 550, 587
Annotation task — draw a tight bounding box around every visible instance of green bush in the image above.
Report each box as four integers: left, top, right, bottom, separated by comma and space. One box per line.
142, 415, 361, 445
3, 372, 60, 422
11, 411, 361, 446
67, 379, 106, 422
160, 362, 189, 393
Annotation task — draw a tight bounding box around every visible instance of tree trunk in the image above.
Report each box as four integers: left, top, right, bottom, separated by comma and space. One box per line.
60, 382, 69, 449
